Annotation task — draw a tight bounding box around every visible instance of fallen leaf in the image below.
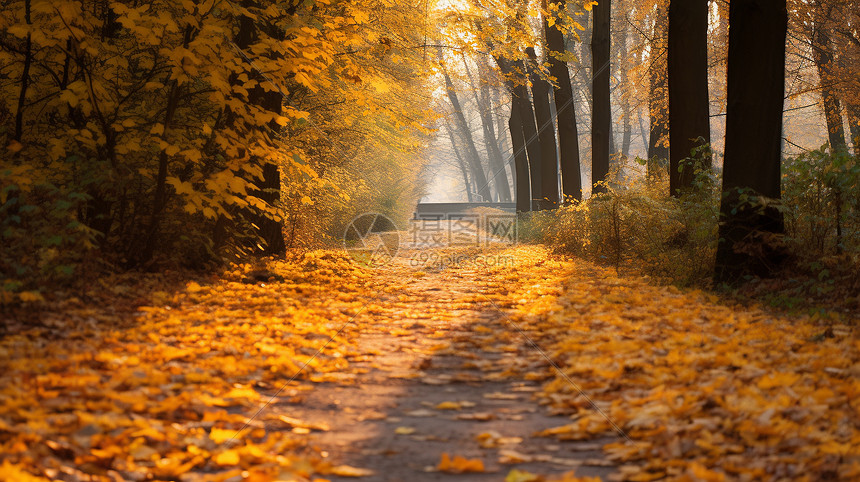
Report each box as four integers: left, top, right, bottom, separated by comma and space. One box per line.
329, 465, 375, 477
437, 453, 485, 473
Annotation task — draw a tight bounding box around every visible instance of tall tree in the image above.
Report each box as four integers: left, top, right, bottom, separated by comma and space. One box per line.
444, 121, 474, 203
715, 0, 788, 283
469, 56, 513, 202
509, 95, 533, 213
668, 0, 711, 196
811, 2, 848, 153
616, 0, 633, 161
489, 51, 535, 211
591, 0, 611, 194
648, 4, 670, 164
440, 62, 492, 202
231, 4, 287, 257
544, 0, 583, 202
527, 47, 560, 209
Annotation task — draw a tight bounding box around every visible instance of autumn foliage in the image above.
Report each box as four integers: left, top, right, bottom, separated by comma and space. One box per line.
1, 0, 434, 298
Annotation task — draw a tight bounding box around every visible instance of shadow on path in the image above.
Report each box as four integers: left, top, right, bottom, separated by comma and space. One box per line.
281, 247, 620, 481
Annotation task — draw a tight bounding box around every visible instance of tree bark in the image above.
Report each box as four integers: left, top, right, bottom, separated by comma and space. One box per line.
527, 47, 560, 209
491, 49, 544, 210
441, 65, 493, 202
235, 8, 286, 256
648, 6, 669, 165
715, 0, 788, 284
445, 121, 474, 203
591, 0, 611, 194
472, 56, 513, 202
848, 103, 860, 158
509, 98, 533, 213
14, 0, 31, 143
812, 5, 848, 153
617, 0, 632, 160
668, 0, 711, 196
544, 0, 583, 202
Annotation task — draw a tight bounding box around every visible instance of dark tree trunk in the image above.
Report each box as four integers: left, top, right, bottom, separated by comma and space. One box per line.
493, 54, 542, 210
515, 73, 543, 209
527, 48, 560, 209
812, 9, 847, 153
509, 99, 533, 213
648, 6, 669, 165
441, 67, 493, 202
138, 25, 195, 264
14, 0, 31, 143
848, 104, 860, 158
591, 0, 611, 194
668, 0, 711, 196
714, 0, 788, 284
545, 0, 583, 202
235, 9, 286, 256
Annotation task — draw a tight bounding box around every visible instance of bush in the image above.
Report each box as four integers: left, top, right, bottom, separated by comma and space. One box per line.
783, 147, 860, 256
527, 146, 860, 293
1, 169, 99, 302
523, 161, 719, 286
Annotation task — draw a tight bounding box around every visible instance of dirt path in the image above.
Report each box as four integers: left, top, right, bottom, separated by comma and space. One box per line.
280, 249, 618, 481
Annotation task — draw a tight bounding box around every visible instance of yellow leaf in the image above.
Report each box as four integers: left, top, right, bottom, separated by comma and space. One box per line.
300, 195, 313, 205
394, 426, 415, 435
0, 461, 50, 481
687, 462, 726, 481
506, 469, 539, 482
214, 449, 241, 466
435, 401, 461, 410
329, 465, 374, 477
6, 140, 23, 153
18, 291, 44, 303
437, 453, 484, 473
210, 427, 238, 444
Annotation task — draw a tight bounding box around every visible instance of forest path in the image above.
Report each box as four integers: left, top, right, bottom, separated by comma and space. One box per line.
3, 243, 856, 482
292, 246, 616, 481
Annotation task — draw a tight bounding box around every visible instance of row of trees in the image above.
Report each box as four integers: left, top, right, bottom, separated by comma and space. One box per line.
436, 0, 859, 281
1, 0, 436, 284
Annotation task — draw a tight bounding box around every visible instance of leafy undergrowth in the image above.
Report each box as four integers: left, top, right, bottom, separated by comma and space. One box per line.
0, 251, 379, 481
484, 246, 859, 481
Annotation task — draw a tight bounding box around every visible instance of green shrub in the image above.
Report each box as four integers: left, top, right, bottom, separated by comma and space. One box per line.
783, 147, 860, 256
1, 170, 99, 302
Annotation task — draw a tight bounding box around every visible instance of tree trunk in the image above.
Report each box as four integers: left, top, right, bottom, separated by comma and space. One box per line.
617, 0, 632, 161
472, 56, 513, 202
812, 7, 847, 153
445, 121, 474, 203
509, 98, 533, 213
493, 53, 543, 210
14, 0, 31, 143
848, 103, 860, 158
591, 0, 611, 194
441, 66, 493, 202
714, 0, 788, 284
668, 0, 711, 196
648, 5, 669, 165
235, 9, 286, 256
527, 48, 560, 209
545, 0, 583, 202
